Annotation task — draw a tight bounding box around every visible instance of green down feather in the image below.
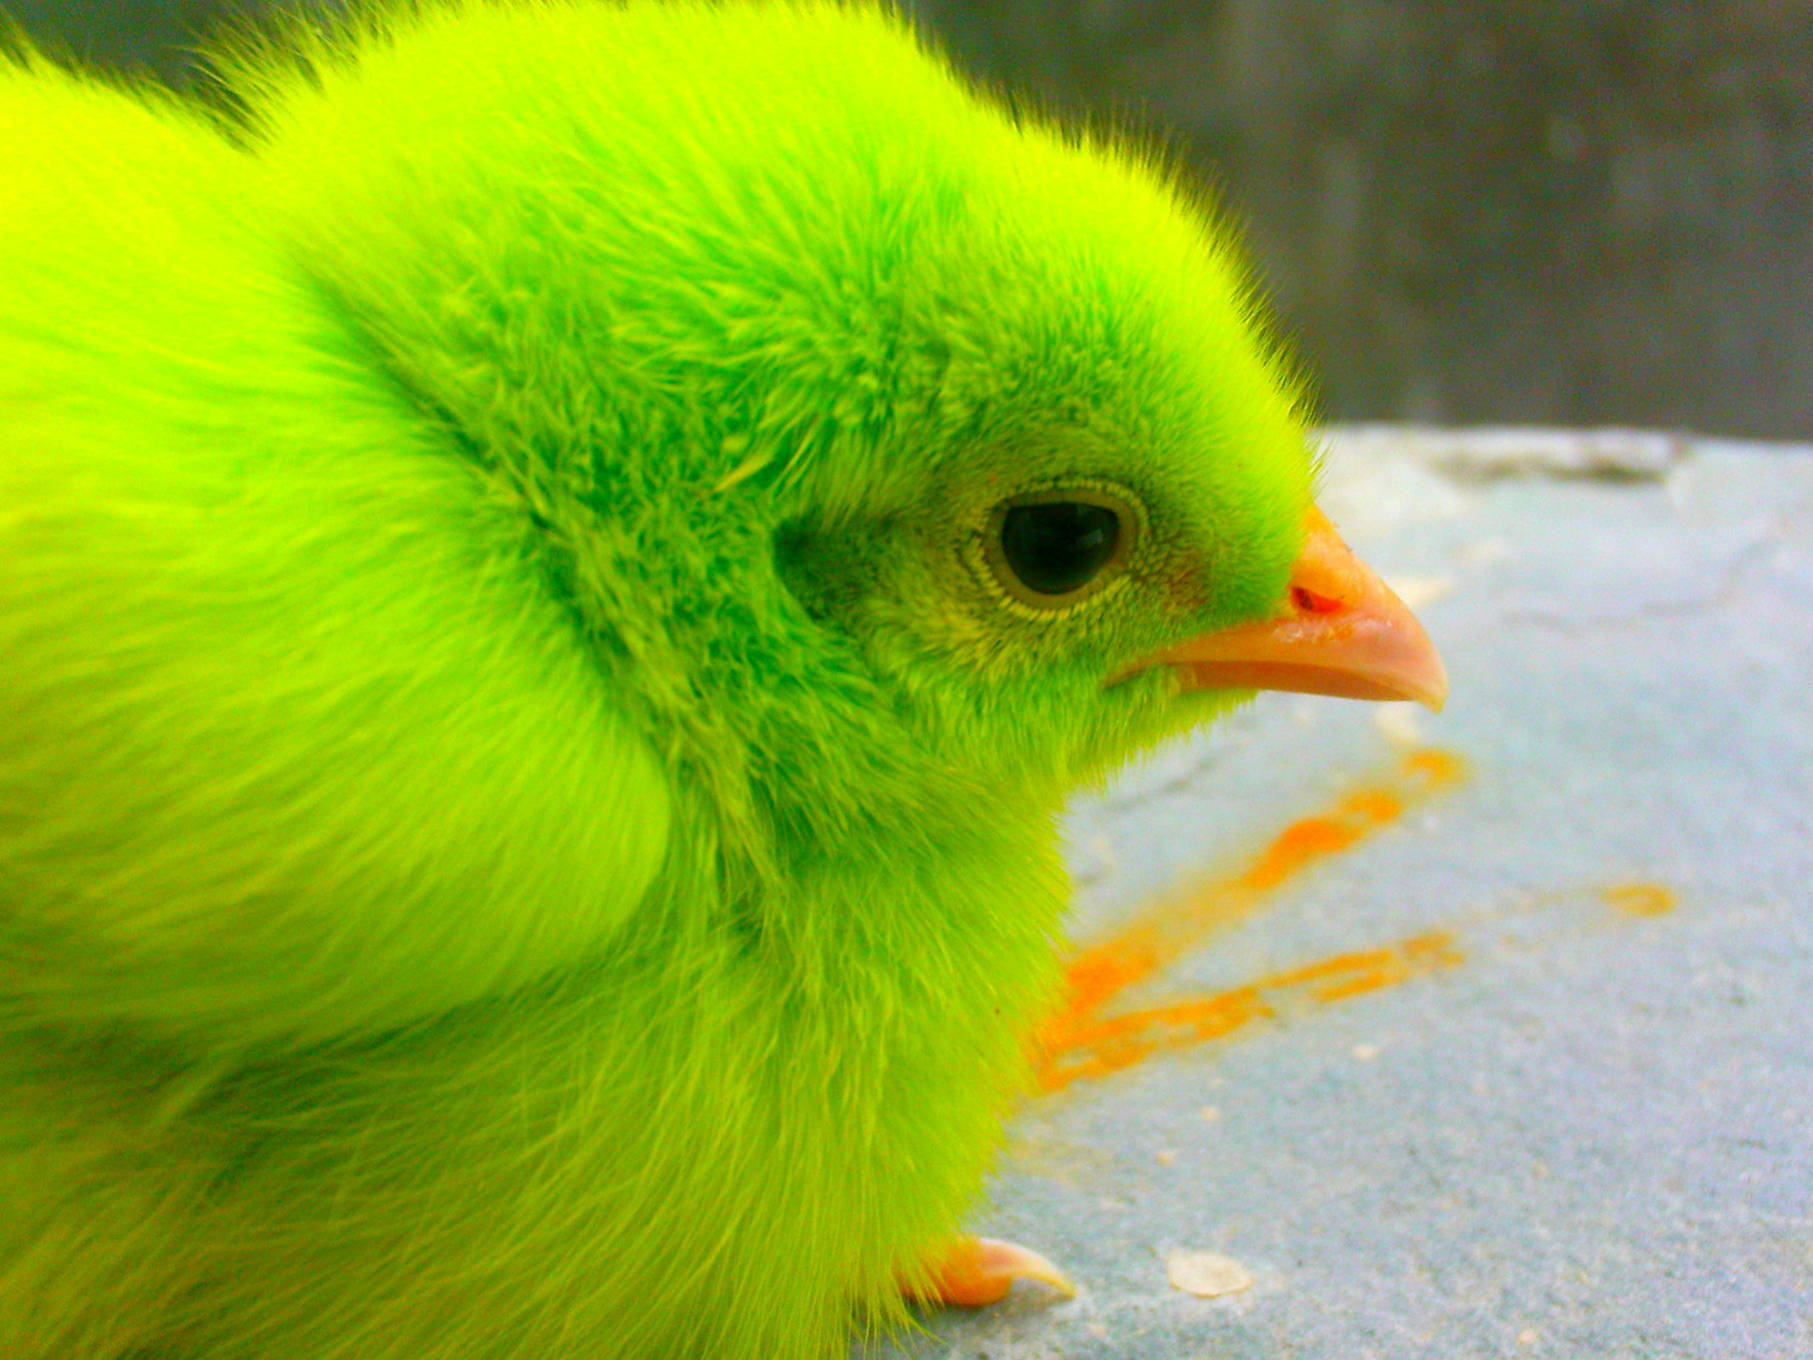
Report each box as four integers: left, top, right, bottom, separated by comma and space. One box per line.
0, 2, 1315, 1356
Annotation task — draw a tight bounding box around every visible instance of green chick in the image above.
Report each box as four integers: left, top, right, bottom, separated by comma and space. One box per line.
0, 2, 1446, 1357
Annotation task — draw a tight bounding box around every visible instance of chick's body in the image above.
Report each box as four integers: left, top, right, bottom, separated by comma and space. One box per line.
1, 4, 1317, 1357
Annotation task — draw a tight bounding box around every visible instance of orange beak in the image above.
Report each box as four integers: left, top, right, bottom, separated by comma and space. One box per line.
1128, 505, 1449, 710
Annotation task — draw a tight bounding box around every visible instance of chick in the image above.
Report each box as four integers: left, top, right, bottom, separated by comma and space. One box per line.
0, 3, 1445, 1357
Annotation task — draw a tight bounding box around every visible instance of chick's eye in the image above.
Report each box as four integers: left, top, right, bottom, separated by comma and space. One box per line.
1001, 502, 1119, 594
984, 489, 1137, 610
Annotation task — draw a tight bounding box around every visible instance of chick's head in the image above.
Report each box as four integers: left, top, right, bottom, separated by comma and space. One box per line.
247, 1, 1318, 858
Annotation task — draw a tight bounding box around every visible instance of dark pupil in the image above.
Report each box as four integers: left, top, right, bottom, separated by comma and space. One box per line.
1000, 501, 1121, 596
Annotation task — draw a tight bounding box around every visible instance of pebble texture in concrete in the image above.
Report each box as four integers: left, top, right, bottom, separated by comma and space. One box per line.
870, 427, 1812, 1360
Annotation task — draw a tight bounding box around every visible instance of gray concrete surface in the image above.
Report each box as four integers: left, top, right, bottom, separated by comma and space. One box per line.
873, 427, 1812, 1360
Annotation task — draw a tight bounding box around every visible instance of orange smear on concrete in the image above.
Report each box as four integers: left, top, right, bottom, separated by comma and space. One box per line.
1034, 747, 1468, 1093
1602, 881, 1676, 917
1036, 931, 1463, 1093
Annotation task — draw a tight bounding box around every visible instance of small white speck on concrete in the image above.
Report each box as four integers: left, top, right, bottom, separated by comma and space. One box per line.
1199, 1105, 1221, 1123
1165, 1251, 1255, 1298
1353, 1043, 1381, 1062
1456, 534, 1516, 568
1373, 702, 1424, 746
1154, 1148, 1177, 1165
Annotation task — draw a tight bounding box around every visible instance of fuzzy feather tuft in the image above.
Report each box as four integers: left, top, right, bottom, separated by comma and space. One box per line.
1, 4, 1313, 1357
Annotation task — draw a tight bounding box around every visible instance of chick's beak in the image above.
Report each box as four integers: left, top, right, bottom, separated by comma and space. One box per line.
1129, 505, 1449, 711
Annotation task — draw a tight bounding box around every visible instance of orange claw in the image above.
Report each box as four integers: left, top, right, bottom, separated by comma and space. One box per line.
903, 1235, 1077, 1309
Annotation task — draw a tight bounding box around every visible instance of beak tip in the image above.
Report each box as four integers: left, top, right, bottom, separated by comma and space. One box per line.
1408, 659, 1451, 714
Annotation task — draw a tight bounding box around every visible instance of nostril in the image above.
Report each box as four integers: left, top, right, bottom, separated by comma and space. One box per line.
1292, 585, 1343, 615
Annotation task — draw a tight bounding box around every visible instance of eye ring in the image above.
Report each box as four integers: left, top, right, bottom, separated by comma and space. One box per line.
981, 485, 1141, 614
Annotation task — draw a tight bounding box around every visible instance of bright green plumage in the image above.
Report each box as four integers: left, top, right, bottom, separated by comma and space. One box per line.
0, 3, 1312, 1356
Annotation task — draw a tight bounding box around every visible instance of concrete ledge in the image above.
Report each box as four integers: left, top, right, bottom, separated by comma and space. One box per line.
871, 427, 1813, 1360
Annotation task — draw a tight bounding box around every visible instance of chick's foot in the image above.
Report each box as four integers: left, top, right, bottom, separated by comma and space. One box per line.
903, 1236, 1076, 1309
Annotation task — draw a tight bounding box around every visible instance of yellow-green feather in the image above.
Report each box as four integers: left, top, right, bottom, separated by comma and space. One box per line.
1, 3, 1312, 1356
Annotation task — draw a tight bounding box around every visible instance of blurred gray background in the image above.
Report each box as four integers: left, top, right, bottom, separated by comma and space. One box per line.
9, 0, 1811, 440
